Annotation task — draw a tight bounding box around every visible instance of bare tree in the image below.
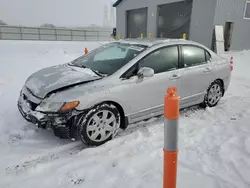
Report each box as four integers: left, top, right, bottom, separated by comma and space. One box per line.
40, 23, 56, 28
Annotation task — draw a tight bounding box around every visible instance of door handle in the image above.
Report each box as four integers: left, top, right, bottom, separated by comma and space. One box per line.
170, 74, 181, 80
203, 67, 212, 73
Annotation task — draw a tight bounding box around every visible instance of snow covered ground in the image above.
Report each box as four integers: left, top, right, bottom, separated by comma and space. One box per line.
0, 40, 250, 188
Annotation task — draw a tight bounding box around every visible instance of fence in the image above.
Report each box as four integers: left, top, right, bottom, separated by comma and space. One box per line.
0, 25, 113, 41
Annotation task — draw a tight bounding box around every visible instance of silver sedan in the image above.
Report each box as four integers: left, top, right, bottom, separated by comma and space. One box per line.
17, 39, 232, 146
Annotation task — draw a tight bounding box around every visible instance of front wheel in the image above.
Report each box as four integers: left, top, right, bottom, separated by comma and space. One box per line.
78, 104, 121, 146
202, 80, 223, 108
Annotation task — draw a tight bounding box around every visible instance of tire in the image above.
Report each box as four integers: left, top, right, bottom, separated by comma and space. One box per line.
202, 80, 223, 108
77, 104, 121, 146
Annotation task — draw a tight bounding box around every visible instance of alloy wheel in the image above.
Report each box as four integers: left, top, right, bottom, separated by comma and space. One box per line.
207, 83, 223, 106
86, 110, 119, 142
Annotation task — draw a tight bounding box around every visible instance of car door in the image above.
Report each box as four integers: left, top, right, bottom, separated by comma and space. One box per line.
179, 45, 215, 107
120, 45, 182, 123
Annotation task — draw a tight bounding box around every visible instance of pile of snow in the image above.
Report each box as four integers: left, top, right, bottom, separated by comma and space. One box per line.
1, 40, 250, 188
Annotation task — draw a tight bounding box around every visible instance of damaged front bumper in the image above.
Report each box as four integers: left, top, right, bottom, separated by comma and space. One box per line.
18, 94, 68, 127
17, 88, 74, 138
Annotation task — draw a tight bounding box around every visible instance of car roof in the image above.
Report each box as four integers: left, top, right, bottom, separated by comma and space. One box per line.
116, 38, 198, 47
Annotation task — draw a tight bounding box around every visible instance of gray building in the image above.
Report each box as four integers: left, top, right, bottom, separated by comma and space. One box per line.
113, 0, 250, 51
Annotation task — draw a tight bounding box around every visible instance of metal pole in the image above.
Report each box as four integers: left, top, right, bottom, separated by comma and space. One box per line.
84, 30, 86, 41
70, 30, 73, 41
163, 86, 180, 188
38, 28, 41, 40
19, 27, 23, 40
55, 29, 57, 41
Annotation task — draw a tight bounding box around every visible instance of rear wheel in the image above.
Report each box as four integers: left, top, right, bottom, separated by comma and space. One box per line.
202, 80, 223, 108
78, 104, 121, 146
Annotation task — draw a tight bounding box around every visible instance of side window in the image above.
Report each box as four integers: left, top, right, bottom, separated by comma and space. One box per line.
139, 46, 179, 74
183, 46, 206, 67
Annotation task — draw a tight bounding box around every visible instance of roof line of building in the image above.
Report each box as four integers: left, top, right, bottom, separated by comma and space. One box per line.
113, 0, 123, 7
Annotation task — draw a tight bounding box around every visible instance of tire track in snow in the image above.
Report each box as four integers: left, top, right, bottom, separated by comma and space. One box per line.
2, 101, 243, 188
2, 114, 163, 180
3, 82, 250, 187
178, 91, 250, 188
4, 141, 84, 176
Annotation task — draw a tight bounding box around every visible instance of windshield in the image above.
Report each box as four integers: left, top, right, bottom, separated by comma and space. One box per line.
70, 42, 147, 76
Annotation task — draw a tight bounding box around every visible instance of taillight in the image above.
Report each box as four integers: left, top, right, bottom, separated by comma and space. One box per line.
230, 56, 233, 71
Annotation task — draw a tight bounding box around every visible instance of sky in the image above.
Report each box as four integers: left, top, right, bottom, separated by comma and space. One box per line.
0, 0, 116, 27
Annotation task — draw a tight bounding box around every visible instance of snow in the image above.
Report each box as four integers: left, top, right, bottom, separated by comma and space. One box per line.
1, 40, 250, 188
25, 77, 45, 94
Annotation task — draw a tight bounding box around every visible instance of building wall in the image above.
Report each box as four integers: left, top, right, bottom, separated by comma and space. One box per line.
116, 0, 178, 38
189, 0, 217, 48
116, 0, 217, 48
214, 0, 250, 51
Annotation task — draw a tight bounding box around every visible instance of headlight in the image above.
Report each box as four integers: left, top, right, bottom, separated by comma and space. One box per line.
61, 101, 80, 111
36, 101, 80, 112
36, 102, 64, 112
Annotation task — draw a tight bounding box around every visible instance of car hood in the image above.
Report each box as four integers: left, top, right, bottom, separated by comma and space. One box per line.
25, 64, 101, 99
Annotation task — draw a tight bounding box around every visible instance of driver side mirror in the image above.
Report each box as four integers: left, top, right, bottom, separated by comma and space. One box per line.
137, 67, 154, 79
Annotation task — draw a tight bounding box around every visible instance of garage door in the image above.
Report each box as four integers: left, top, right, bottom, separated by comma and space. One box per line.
127, 7, 148, 38
157, 0, 193, 39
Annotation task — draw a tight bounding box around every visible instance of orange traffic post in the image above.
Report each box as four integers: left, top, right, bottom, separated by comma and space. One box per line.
84, 47, 88, 54
163, 87, 180, 188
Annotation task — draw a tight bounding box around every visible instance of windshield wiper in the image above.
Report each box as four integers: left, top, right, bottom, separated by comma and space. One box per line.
90, 69, 107, 77
69, 63, 106, 77
68, 62, 83, 68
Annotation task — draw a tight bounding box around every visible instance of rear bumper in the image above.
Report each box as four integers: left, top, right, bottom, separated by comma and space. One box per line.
223, 75, 231, 93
